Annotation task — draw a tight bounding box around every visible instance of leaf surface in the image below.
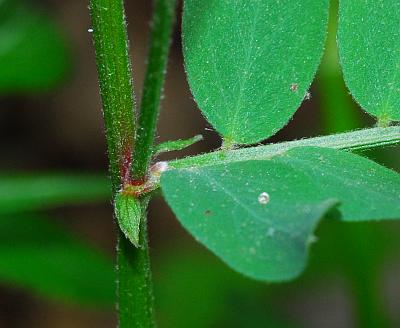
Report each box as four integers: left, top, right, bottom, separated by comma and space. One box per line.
338, 0, 400, 122
183, 0, 329, 144
161, 147, 400, 281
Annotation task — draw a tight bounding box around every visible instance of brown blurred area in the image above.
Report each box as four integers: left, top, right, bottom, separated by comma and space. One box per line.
1, 1, 398, 328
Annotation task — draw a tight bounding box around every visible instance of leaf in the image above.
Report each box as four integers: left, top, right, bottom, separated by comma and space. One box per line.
0, 173, 110, 215
114, 193, 141, 247
0, 0, 70, 93
338, 0, 400, 123
154, 134, 203, 156
161, 147, 400, 281
182, 0, 329, 144
0, 214, 114, 307
279, 148, 400, 222
162, 156, 338, 281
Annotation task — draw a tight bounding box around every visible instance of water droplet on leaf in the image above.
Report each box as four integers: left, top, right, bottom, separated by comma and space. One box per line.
258, 192, 270, 205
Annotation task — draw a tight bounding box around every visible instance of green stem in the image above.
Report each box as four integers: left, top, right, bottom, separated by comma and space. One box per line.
132, 0, 178, 180
118, 197, 154, 328
169, 126, 400, 170
89, 0, 136, 189
89, 1, 155, 327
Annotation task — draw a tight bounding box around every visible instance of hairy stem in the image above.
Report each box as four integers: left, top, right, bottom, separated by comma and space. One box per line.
118, 197, 154, 327
169, 126, 400, 170
89, 1, 155, 327
132, 0, 178, 180
89, 0, 136, 189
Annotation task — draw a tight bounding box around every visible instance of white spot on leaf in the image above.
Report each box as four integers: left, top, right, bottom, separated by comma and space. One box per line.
258, 192, 270, 205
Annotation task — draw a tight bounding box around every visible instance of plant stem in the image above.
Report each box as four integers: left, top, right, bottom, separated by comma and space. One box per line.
118, 197, 154, 327
89, 1, 155, 327
89, 0, 136, 189
169, 126, 400, 169
132, 0, 178, 180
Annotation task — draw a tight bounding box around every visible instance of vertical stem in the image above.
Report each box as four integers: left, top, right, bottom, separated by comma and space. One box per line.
90, 0, 177, 326
89, 1, 155, 327
132, 0, 178, 180
89, 0, 136, 189
118, 197, 154, 327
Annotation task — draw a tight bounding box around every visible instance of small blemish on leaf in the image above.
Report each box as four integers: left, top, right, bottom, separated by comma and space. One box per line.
204, 209, 212, 216
290, 83, 298, 92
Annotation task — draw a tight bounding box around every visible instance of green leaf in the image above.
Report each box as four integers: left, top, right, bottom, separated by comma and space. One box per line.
161, 147, 400, 281
0, 214, 114, 307
338, 0, 400, 124
0, 0, 70, 93
114, 193, 141, 247
154, 134, 203, 156
0, 173, 110, 215
182, 0, 329, 145
162, 155, 338, 281
279, 148, 400, 222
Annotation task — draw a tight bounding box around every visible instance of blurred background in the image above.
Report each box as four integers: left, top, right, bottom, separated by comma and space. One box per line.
0, 0, 399, 327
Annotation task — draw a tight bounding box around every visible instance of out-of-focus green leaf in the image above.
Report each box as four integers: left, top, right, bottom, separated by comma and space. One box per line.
0, 214, 114, 307
0, 173, 110, 215
161, 147, 400, 281
307, 220, 398, 327
155, 249, 299, 328
0, 0, 70, 92
338, 0, 400, 124
183, 0, 329, 144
